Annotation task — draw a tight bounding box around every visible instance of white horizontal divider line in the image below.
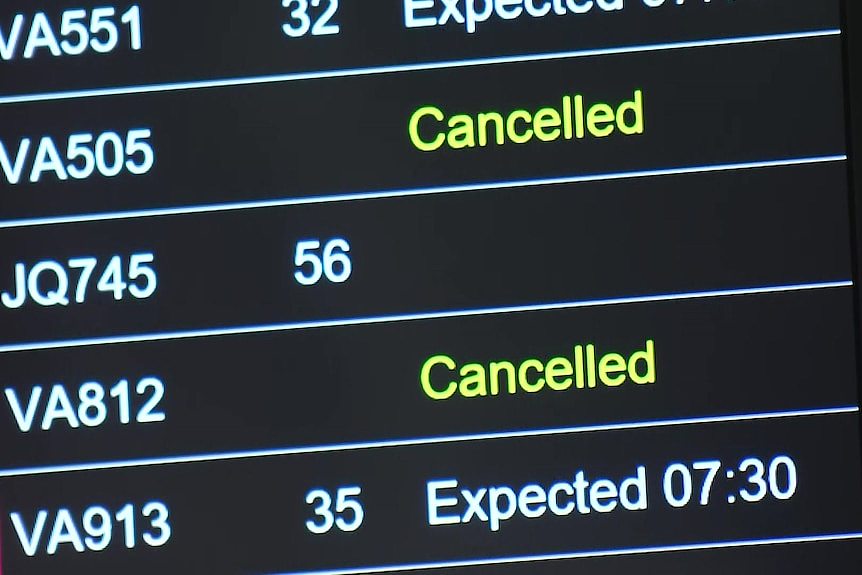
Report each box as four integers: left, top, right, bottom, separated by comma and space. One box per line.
266, 532, 862, 575
0, 281, 852, 354
0, 155, 848, 230
0, 29, 841, 106
0, 406, 857, 478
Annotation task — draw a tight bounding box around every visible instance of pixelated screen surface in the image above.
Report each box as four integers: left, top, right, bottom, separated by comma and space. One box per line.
0, 1, 861, 573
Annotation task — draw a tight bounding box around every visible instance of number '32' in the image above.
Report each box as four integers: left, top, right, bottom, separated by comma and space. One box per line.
282, 0, 340, 37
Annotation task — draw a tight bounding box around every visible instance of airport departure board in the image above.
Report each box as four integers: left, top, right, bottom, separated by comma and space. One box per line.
1, 1, 862, 573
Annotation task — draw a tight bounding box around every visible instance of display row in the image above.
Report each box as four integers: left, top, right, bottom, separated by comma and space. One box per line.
0, 36, 846, 221
0, 284, 856, 469
1, 412, 860, 574
0, 0, 840, 96
0, 161, 852, 343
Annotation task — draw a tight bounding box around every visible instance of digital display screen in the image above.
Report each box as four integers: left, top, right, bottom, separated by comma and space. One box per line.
2, 1, 862, 573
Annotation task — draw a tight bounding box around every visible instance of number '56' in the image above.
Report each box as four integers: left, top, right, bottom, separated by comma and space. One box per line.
294, 238, 352, 286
